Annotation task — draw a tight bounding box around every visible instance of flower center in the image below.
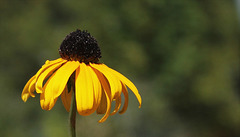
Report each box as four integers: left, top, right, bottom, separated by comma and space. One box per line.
59, 29, 101, 63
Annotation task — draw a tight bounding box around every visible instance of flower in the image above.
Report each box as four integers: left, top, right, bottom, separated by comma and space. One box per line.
21, 29, 142, 122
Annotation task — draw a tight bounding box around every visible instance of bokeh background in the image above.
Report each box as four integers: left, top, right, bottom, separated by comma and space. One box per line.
0, 0, 240, 137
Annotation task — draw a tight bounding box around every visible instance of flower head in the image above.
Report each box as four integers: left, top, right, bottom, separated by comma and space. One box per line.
22, 29, 142, 122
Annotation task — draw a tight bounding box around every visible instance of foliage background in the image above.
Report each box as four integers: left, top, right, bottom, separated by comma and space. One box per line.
0, 0, 239, 137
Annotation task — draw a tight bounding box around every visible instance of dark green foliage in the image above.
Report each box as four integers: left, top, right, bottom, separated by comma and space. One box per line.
0, 0, 239, 137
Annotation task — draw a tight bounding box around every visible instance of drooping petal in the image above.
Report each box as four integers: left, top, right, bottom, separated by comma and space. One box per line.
40, 74, 59, 111
22, 75, 36, 102
28, 77, 36, 97
75, 63, 95, 116
35, 58, 65, 79
40, 92, 46, 110
101, 64, 142, 108
40, 61, 78, 111
48, 98, 58, 111
40, 75, 53, 110
119, 83, 129, 114
92, 68, 111, 123
90, 63, 122, 100
96, 90, 107, 114
88, 66, 102, 111
40, 95, 58, 111
44, 61, 79, 103
98, 90, 111, 123
61, 85, 72, 112
110, 96, 121, 115
36, 61, 66, 93
25, 59, 65, 97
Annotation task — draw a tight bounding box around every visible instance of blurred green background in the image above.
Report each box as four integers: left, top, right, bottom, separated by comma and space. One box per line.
0, 0, 239, 137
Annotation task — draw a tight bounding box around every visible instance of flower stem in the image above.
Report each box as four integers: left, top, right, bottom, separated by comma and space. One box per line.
69, 87, 76, 137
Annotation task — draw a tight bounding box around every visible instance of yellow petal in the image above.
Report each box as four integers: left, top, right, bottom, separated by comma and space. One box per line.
101, 64, 142, 108
99, 89, 111, 123
119, 83, 129, 114
36, 61, 66, 93
40, 93, 46, 110
90, 63, 122, 100
40, 73, 55, 110
44, 61, 79, 103
48, 98, 58, 111
75, 63, 95, 116
89, 66, 102, 110
61, 85, 72, 112
35, 58, 64, 79
96, 90, 107, 114
92, 68, 111, 123
21, 75, 36, 102
40, 77, 59, 111
42, 61, 77, 111
28, 76, 36, 97
110, 96, 121, 115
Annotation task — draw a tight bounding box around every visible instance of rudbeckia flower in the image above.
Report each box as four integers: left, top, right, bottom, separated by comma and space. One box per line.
21, 29, 142, 122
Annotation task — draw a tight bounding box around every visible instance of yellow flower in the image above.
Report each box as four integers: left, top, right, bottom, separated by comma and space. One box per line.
21, 29, 142, 122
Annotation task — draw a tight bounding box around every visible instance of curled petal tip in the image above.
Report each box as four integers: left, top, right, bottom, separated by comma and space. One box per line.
22, 98, 27, 102
35, 86, 43, 94
138, 99, 142, 108
30, 94, 36, 98
98, 119, 105, 123
22, 94, 29, 102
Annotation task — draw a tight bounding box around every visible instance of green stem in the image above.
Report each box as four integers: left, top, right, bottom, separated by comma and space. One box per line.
69, 86, 77, 137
